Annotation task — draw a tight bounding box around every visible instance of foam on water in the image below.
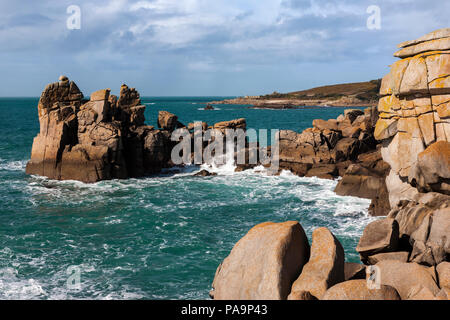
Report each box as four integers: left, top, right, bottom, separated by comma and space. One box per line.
0, 159, 27, 171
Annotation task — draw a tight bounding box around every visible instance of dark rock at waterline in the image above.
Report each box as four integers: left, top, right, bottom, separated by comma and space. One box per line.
194, 170, 217, 177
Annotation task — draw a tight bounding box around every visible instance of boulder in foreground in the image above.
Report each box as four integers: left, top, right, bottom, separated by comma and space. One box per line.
210, 221, 310, 300
288, 227, 345, 300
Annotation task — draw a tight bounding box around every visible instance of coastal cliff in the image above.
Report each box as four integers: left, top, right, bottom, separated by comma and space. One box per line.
210, 28, 450, 300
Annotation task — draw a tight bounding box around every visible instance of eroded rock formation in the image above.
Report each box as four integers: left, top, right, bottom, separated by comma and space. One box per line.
26, 77, 173, 182
375, 28, 450, 200
275, 106, 390, 215
358, 28, 450, 267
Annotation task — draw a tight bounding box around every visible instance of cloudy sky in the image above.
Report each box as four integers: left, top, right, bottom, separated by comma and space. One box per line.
0, 0, 447, 96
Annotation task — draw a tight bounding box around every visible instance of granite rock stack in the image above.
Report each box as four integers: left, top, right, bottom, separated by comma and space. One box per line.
26, 77, 173, 182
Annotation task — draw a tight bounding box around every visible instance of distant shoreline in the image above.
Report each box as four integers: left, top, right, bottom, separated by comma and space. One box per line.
207, 97, 377, 108
207, 79, 380, 109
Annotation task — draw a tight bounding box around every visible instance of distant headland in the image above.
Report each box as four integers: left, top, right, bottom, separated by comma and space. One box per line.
208, 79, 381, 108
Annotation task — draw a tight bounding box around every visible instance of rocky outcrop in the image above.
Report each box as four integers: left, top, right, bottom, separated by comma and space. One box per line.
213, 118, 246, 132
26, 77, 174, 182
210, 221, 310, 300
277, 107, 377, 168
276, 106, 389, 216
26, 78, 263, 182
334, 148, 391, 216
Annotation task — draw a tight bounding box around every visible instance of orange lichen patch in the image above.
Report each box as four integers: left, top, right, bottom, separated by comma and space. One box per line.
413, 50, 450, 60
379, 112, 397, 119
374, 118, 398, 140
429, 76, 450, 90
378, 95, 400, 113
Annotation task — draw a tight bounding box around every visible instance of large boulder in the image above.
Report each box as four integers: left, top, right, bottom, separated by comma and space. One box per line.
288, 227, 345, 300
322, 280, 400, 300
394, 37, 450, 59
373, 260, 440, 299
210, 221, 310, 300
356, 218, 399, 264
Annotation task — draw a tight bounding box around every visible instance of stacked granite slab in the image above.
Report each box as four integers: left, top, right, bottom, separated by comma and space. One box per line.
375, 28, 450, 203
372, 29, 450, 267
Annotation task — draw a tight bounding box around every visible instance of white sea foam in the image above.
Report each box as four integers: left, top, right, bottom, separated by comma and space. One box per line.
0, 160, 27, 171
197, 107, 221, 110
0, 268, 46, 299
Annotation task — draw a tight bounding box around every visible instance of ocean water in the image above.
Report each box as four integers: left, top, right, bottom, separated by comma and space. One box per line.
0, 97, 375, 299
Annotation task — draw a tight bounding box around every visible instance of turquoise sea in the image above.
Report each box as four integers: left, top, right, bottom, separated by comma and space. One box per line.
0, 97, 375, 299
